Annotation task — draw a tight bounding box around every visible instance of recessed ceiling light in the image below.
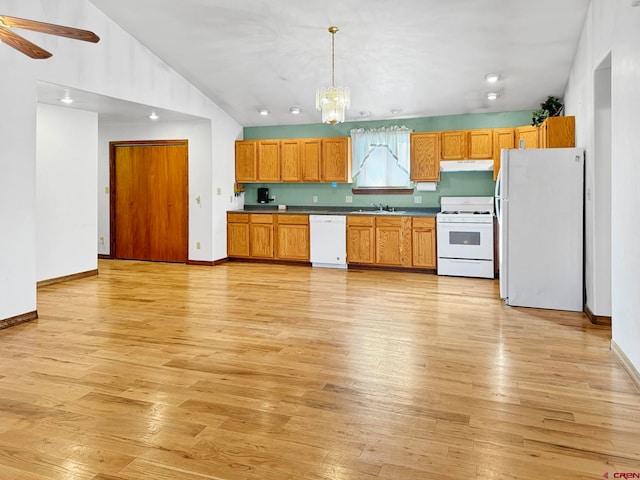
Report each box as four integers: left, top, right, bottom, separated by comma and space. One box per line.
486, 92, 499, 100
359, 111, 371, 117
149, 111, 159, 120
258, 108, 270, 116
59, 88, 74, 104
289, 106, 301, 115
390, 108, 402, 115
485, 73, 500, 83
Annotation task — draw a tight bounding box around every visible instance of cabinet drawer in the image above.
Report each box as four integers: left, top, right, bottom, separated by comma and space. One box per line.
249, 214, 274, 224
277, 214, 308, 225
227, 213, 249, 223
375, 216, 403, 227
347, 215, 375, 226
412, 217, 435, 228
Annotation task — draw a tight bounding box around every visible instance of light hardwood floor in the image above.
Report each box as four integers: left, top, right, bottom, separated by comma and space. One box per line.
0, 260, 638, 479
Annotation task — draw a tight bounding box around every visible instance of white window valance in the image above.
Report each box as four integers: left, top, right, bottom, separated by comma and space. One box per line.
350, 126, 412, 187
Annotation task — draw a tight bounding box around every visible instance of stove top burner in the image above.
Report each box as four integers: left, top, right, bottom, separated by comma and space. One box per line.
439, 210, 492, 215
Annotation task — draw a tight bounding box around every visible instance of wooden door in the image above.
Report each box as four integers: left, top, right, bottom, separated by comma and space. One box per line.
249, 214, 274, 258
467, 129, 493, 159
322, 137, 351, 182
280, 139, 301, 182
410, 132, 440, 181
112, 141, 188, 263
276, 216, 310, 261
257, 140, 281, 182
440, 131, 466, 160
301, 139, 322, 182
235, 140, 258, 182
515, 126, 539, 149
412, 218, 436, 268
346, 216, 375, 264
492, 128, 515, 180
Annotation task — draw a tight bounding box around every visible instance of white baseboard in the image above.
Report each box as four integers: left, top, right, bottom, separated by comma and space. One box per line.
611, 340, 640, 393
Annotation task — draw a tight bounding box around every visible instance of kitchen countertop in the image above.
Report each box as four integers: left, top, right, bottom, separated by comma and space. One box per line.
229, 205, 440, 217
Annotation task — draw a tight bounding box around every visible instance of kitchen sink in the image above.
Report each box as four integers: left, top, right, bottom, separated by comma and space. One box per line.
349, 210, 407, 215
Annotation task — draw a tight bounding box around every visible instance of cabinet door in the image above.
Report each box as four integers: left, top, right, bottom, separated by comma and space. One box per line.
322, 137, 351, 183
410, 132, 440, 181
301, 139, 322, 182
540, 116, 575, 148
235, 141, 257, 182
412, 217, 436, 268
467, 129, 493, 159
276, 223, 309, 261
249, 214, 274, 258
492, 128, 515, 180
440, 131, 467, 160
514, 126, 539, 149
257, 140, 281, 182
375, 217, 411, 267
280, 139, 301, 182
227, 213, 250, 257
346, 216, 374, 264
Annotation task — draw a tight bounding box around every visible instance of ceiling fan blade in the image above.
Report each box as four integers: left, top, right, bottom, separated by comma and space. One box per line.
0, 25, 51, 59
0, 15, 99, 43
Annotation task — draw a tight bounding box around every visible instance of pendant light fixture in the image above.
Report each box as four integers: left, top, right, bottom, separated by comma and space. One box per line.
315, 26, 350, 124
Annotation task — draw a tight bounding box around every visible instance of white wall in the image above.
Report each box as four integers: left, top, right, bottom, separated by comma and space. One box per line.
565, 0, 640, 373
0, 0, 242, 322
98, 120, 214, 261
36, 104, 98, 281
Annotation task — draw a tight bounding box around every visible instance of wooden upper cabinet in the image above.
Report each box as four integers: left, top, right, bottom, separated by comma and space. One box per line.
322, 137, 351, 183
257, 140, 281, 182
492, 128, 515, 180
467, 129, 493, 159
440, 130, 467, 160
410, 132, 440, 182
280, 139, 301, 182
539, 116, 575, 148
300, 138, 322, 182
235, 141, 258, 182
514, 125, 539, 149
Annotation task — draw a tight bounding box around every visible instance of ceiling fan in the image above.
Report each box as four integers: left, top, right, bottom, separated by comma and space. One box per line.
0, 15, 99, 59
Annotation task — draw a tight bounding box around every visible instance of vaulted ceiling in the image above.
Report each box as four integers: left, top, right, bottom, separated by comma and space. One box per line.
82, 1, 591, 126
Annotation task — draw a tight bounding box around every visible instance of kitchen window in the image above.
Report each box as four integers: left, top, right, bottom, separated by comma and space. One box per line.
351, 126, 412, 192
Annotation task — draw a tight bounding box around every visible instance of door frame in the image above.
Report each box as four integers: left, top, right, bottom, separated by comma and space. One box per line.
109, 139, 189, 261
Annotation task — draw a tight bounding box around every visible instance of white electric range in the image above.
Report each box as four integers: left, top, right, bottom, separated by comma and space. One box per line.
436, 196, 495, 279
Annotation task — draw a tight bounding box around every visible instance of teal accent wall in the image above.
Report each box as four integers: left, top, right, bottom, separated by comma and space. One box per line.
242, 110, 531, 207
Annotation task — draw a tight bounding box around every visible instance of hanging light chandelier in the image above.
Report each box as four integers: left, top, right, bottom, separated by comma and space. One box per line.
315, 26, 350, 124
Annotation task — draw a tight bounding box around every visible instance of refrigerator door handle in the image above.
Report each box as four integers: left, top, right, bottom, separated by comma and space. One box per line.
494, 167, 502, 221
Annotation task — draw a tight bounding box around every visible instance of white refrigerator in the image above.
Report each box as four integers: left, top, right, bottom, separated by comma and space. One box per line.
495, 148, 584, 311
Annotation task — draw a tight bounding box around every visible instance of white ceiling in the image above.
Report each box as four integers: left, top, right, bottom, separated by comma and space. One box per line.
48, 0, 592, 127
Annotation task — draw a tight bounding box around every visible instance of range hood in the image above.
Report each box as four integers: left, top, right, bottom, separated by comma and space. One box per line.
440, 159, 494, 172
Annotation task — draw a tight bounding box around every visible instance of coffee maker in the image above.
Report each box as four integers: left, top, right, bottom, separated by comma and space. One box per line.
257, 187, 271, 204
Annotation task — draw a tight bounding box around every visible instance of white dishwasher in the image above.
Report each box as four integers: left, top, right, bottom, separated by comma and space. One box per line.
309, 215, 347, 268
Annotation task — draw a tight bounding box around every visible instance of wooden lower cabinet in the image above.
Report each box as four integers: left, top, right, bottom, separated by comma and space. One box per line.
227, 213, 250, 257
375, 217, 412, 267
412, 217, 437, 268
276, 215, 309, 261
348, 215, 433, 269
249, 214, 274, 258
346, 216, 375, 264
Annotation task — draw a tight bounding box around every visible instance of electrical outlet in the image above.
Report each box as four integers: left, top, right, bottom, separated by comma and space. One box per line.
312, 195, 318, 203
104, 187, 109, 194
272, 196, 276, 202
345, 195, 353, 203
414, 196, 422, 204
196, 241, 201, 249
216, 187, 221, 195
99, 236, 104, 244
